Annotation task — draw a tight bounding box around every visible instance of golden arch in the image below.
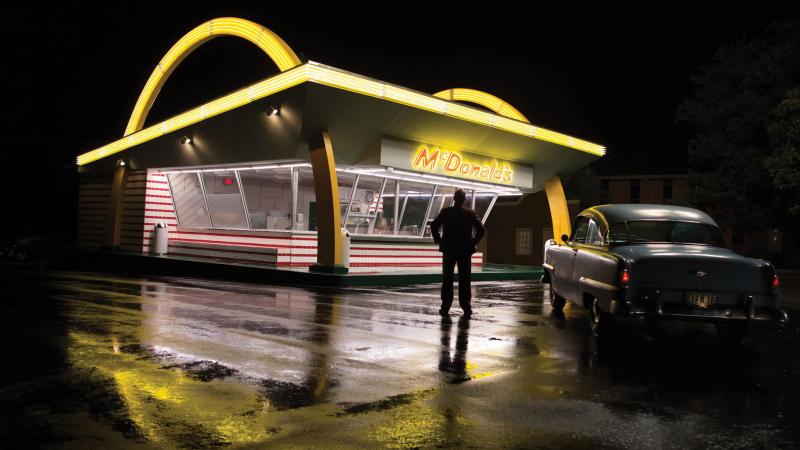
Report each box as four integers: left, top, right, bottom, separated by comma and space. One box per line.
434, 88, 572, 243
124, 17, 302, 136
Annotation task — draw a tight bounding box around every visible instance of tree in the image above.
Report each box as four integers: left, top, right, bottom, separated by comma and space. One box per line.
766, 87, 800, 215
562, 166, 608, 210
676, 21, 800, 231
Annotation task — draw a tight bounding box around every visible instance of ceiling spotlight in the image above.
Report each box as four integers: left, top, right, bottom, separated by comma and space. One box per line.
117, 159, 126, 167
266, 105, 279, 116
180, 135, 192, 145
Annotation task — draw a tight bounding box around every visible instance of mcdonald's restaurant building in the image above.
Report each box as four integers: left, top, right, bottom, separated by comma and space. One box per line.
76, 18, 604, 275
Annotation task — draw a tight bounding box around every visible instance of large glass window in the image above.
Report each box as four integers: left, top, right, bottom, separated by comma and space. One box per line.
202, 171, 248, 229
240, 168, 292, 230
423, 185, 455, 237
397, 181, 434, 236
165, 164, 504, 237
474, 192, 496, 222
338, 172, 356, 219
372, 179, 399, 235
295, 167, 317, 231
344, 175, 386, 235
167, 172, 212, 228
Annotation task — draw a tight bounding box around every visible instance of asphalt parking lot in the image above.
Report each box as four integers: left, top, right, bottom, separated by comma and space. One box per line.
1, 268, 799, 449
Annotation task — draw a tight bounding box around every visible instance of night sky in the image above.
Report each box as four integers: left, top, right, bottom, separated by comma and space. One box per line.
1, 1, 797, 236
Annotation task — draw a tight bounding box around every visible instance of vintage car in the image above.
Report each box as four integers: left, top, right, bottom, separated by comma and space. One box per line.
542, 204, 788, 340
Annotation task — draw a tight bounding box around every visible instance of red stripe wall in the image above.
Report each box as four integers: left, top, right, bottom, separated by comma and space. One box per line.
76, 173, 113, 248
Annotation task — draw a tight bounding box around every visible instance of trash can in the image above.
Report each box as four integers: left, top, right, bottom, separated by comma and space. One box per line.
341, 227, 351, 269
154, 222, 169, 256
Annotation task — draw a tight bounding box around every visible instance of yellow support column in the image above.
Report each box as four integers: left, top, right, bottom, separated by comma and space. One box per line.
544, 176, 572, 244
308, 130, 347, 274
105, 161, 128, 249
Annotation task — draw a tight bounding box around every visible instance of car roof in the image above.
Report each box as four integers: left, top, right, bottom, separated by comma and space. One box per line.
582, 204, 718, 227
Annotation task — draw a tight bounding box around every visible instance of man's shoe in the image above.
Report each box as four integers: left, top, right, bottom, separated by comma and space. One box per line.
438, 309, 450, 316
463, 310, 473, 318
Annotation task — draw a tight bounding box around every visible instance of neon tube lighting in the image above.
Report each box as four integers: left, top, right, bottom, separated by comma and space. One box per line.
391, 169, 519, 191
159, 162, 310, 174
78, 62, 605, 166
336, 168, 522, 194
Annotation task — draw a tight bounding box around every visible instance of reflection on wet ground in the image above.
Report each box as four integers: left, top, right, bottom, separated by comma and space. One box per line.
0, 270, 799, 449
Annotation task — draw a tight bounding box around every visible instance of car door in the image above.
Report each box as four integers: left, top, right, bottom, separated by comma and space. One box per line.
572, 218, 614, 302
552, 216, 589, 301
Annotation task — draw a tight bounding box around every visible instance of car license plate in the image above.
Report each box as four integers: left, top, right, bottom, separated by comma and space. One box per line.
686, 291, 716, 309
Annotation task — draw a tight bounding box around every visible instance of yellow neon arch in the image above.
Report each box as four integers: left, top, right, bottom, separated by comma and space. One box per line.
434, 87, 572, 243
124, 17, 302, 136
433, 88, 530, 123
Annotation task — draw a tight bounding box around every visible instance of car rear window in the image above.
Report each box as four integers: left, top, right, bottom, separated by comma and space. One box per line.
609, 221, 723, 246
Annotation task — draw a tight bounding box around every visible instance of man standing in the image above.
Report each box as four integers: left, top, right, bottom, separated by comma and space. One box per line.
430, 189, 485, 317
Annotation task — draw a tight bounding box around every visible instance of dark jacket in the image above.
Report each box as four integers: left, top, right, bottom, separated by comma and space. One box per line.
430, 205, 485, 256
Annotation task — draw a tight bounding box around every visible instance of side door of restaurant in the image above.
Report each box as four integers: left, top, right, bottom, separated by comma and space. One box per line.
550, 216, 590, 302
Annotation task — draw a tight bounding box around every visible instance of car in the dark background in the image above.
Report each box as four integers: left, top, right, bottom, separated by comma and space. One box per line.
542, 204, 788, 341
0, 236, 52, 262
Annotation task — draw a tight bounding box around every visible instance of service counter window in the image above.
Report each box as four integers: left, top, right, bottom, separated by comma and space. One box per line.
397, 181, 434, 236
423, 185, 456, 237
372, 179, 399, 236
202, 172, 248, 229
167, 172, 212, 228
338, 172, 356, 219
240, 168, 292, 230
344, 175, 386, 235
165, 164, 506, 237
295, 167, 317, 231
474, 192, 497, 223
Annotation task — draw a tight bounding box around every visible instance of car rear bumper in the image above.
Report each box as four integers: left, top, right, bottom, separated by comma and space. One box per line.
611, 293, 788, 323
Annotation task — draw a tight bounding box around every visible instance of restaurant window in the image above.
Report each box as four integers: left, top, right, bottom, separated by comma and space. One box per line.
474, 192, 497, 222
515, 228, 532, 256
663, 179, 673, 202
397, 181, 434, 236
239, 168, 293, 230
423, 185, 456, 237
344, 174, 385, 235
338, 172, 357, 219
202, 171, 249, 229
373, 179, 399, 235
295, 167, 317, 231
167, 172, 212, 228
630, 179, 641, 203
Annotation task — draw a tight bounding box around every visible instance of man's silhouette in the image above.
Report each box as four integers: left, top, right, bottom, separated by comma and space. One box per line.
430, 189, 485, 317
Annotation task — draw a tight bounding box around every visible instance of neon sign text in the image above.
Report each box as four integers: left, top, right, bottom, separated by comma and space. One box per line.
412, 145, 514, 184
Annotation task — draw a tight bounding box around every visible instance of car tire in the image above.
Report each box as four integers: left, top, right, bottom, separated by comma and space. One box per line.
715, 322, 747, 344
590, 298, 615, 338
550, 287, 566, 314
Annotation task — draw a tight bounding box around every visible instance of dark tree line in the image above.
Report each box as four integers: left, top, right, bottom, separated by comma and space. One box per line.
677, 21, 800, 232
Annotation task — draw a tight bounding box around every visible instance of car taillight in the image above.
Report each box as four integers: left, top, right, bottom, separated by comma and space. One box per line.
772, 274, 780, 291
620, 269, 630, 286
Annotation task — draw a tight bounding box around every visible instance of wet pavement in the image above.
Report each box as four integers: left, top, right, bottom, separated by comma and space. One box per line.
1, 269, 799, 449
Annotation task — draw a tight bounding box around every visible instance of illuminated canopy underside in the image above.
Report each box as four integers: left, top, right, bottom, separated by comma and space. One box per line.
78, 62, 605, 167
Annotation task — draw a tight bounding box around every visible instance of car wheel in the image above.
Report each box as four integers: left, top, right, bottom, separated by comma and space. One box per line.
715, 322, 747, 344
15, 250, 27, 262
590, 298, 615, 338
550, 287, 566, 314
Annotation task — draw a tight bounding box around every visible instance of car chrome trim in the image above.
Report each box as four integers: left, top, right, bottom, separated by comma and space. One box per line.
542, 263, 554, 271
579, 276, 618, 291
